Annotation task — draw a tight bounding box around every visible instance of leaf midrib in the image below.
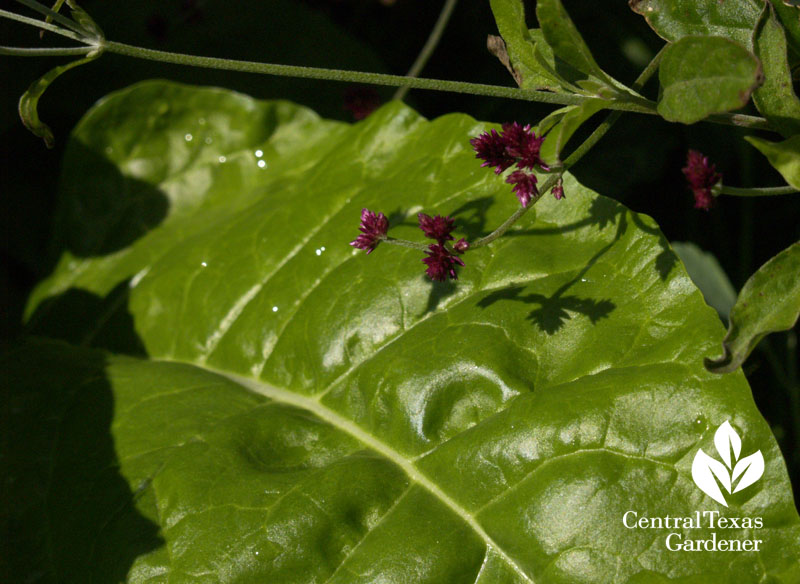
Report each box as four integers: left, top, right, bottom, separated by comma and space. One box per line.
178, 361, 537, 584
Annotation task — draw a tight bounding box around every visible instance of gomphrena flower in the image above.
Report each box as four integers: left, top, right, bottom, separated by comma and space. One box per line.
471, 122, 553, 208
501, 122, 550, 172
418, 213, 455, 243
469, 129, 515, 174
682, 150, 721, 210
350, 208, 389, 254
506, 170, 539, 208
423, 243, 465, 281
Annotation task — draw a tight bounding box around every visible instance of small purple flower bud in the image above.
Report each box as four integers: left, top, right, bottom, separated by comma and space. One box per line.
422, 243, 465, 281
350, 208, 389, 254
682, 150, 721, 211
552, 178, 565, 200
470, 129, 515, 174
505, 170, 539, 207
418, 213, 456, 243
454, 238, 470, 253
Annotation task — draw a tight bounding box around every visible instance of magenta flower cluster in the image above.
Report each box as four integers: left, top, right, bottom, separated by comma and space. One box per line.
349, 208, 389, 254
350, 210, 467, 281
470, 122, 553, 207
418, 213, 466, 281
682, 150, 721, 210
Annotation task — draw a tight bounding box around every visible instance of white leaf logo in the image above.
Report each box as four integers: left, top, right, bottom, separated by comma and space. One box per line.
691, 421, 764, 507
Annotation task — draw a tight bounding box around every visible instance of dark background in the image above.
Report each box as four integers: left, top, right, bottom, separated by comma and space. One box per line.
2, 0, 798, 497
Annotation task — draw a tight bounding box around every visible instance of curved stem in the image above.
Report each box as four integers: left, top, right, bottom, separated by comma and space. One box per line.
720, 185, 798, 197
393, 0, 459, 102
0, 45, 95, 56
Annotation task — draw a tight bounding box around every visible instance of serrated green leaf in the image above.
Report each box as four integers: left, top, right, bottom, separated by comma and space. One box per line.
657, 36, 762, 124
752, 5, 800, 137
10, 81, 800, 583
18, 52, 100, 148
746, 134, 800, 188
672, 241, 737, 322
706, 242, 800, 374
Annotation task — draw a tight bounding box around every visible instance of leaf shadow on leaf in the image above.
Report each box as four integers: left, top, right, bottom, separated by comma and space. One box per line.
424, 278, 459, 314
477, 209, 624, 334
10, 294, 162, 581
449, 196, 495, 240
53, 141, 170, 260
25, 279, 147, 356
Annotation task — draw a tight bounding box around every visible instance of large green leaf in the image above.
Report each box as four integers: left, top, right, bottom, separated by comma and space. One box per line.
752, 5, 800, 137
657, 36, 762, 124
706, 242, 800, 374
9, 81, 800, 583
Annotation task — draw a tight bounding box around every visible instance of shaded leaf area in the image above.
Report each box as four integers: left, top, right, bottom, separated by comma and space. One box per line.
657, 36, 762, 124
16, 82, 800, 583
707, 242, 800, 374
3, 338, 162, 582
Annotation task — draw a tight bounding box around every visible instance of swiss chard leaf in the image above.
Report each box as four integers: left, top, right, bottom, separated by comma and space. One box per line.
706, 242, 800, 374
10, 81, 800, 583
657, 36, 762, 124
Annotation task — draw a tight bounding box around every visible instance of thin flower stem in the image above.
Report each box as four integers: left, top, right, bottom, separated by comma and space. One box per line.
102, 41, 653, 111
0, 7, 83, 41
393, 0, 459, 102
720, 185, 798, 197
0, 45, 94, 56
383, 237, 430, 251
469, 48, 667, 250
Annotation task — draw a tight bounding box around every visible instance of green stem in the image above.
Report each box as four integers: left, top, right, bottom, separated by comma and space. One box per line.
102, 41, 654, 111
14, 0, 85, 37
393, 0, 459, 102
0, 7, 83, 41
0, 45, 94, 56
383, 237, 429, 252
720, 185, 798, 197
